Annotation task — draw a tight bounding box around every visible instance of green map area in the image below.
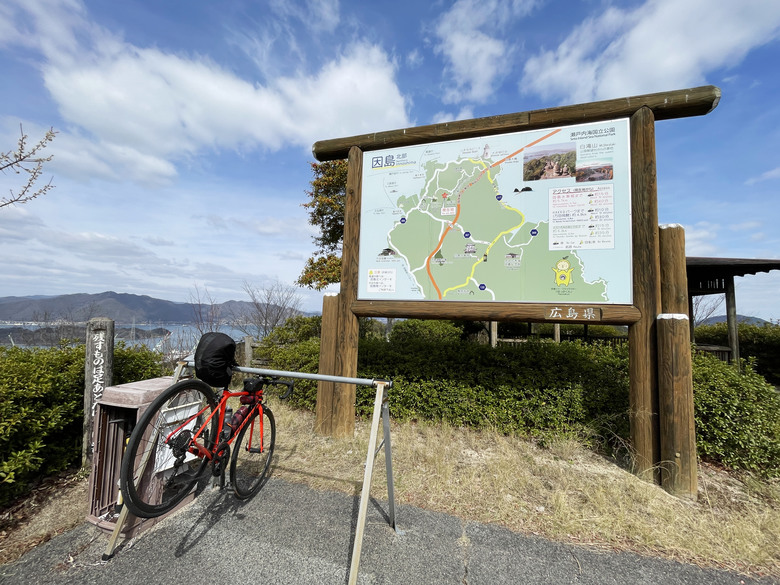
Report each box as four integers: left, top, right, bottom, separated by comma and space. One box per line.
388, 158, 608, 302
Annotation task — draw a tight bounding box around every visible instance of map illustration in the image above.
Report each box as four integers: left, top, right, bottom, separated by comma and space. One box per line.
358, 119, 633, 304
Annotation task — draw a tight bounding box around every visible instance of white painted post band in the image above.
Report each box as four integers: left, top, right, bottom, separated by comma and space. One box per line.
657, 313, 689, 320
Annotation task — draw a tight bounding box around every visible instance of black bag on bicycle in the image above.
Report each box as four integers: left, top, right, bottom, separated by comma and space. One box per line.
194, 332, 237, 387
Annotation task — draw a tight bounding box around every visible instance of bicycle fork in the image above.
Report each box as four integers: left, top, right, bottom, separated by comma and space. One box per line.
245, 405, 266, 454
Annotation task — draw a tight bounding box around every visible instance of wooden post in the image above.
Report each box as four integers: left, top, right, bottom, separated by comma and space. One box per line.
725, 276, 740, 367
629, 106, 662, 482
659, 225, 689, 315
83, 318, 114, 468
688, 294, 696, 342
331, 146, 363, 438
658, 225, 698, 500
657, 314, 697, 500
315, 293, 340, 435
243, 336, 253, 368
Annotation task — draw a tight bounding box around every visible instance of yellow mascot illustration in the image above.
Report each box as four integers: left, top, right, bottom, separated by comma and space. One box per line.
553, 258, 574, 287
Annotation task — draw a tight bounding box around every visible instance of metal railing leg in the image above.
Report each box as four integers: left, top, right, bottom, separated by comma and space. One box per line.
348, 381, 394, 585
381, 399, 396, 531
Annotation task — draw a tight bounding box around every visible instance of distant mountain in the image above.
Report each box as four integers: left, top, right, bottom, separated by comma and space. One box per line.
699, 314, 771, 326
0, 291, 273, 324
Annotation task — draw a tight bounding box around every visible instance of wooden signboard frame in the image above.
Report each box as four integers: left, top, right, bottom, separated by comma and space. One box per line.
313, 86, 720, 496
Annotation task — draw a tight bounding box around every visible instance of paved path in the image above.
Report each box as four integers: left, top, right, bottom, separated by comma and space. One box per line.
1, 478, 776, 584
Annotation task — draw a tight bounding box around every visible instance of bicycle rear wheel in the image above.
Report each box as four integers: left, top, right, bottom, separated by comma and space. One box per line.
230, 406, 275, 499
120, 379, 217, 518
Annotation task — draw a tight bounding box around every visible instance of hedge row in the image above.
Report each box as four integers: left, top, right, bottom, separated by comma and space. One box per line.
0, 343, 163, 507
257, 317, 780, 477
694, 322, 780, 385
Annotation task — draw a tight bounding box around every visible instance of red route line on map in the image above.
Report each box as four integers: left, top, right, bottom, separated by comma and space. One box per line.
490, 128, 562, 168
424, 127, 562, 299
425, 204, 461, 300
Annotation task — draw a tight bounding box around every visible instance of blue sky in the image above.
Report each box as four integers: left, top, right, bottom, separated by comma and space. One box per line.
1, 0, 779, 320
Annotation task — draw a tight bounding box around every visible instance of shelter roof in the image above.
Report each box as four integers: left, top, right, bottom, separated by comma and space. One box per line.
686, 257, 780, 295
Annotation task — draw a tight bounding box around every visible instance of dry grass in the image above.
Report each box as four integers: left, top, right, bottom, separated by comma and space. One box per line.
0, 471, 89, 565
268, 398, 780, 579
2, 399, 779, 579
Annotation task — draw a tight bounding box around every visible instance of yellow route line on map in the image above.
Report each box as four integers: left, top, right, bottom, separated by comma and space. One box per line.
468, 158, 495, 184
442, 209, 525, 298
435, 129, 559, 298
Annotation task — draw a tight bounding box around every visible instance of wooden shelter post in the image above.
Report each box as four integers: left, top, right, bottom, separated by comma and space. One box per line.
725, 276, 740, 366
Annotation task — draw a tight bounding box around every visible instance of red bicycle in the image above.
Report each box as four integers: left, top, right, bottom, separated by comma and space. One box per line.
119, 374, 292, 518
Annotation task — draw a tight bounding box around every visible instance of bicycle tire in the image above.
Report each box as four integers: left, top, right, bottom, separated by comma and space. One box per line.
230, 406, 275, 500
120, 379, 218, 518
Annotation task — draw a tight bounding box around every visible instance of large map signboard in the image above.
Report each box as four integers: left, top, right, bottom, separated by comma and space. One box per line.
357, 118, 632, 305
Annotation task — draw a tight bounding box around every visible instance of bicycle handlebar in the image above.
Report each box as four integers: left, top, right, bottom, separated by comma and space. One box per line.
272, 379, 294, 400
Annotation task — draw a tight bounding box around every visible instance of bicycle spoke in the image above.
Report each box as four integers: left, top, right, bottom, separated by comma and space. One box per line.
120, 380, 216, 518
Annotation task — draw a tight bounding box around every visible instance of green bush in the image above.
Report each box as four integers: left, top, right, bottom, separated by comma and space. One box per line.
255, 318, 321, 410
355, 376, 586, 441
258, 316, 780, 476
692, 352, 780, 476
261, 315, 322, 346
114, 342, 166, 383
694, 322, 780, 385
260, 316, 630, 443
0, 344, 85, 506
388, 319, 463, 345
0, 342, 164, 507
358, 336, 626, 443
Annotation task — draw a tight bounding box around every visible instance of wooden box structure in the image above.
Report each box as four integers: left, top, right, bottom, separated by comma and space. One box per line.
86, 376, 189, 537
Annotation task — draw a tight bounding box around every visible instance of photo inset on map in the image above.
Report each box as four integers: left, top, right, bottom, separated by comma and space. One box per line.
523, 143, 576, 181
575, 159, 614, 182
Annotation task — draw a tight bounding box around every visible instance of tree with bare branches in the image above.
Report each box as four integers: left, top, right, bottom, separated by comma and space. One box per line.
1, 125, 57, 209
189, 284, 224, 335
231, 280, 302, 339
691, 294, 724, 327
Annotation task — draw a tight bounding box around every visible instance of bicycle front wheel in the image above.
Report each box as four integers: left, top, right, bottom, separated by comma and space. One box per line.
120, 379, 217, 518
230, 406, 275, 499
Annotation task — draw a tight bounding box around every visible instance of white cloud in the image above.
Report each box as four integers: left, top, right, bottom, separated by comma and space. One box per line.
268, 0, 340, 33
407, 49, 423, 68
228, 0, 339, 81
732, 273, 780, 322
522, 0, 780, 104
304, 0, 341, 32
746, 166, 780, 185
433, 0, 540, 104
431, 106, 475, 124
683, 221, 721, 256
730, 221, 763, 231
0, 206, 46, 242
7, 0, 408, 185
